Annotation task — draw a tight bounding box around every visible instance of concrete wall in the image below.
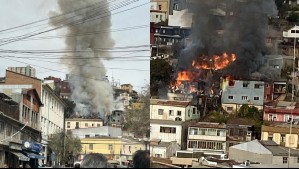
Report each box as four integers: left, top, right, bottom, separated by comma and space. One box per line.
65, 120, 103, 130
151, 147, 167, 158
151, 11, 167, 23
229, 147, 273, 164
150, 123, 182, 146
221, 80, 264, 109
150, 104, 198, 121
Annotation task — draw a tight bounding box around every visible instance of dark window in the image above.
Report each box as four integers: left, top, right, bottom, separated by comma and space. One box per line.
75, 122, 79, 129
160, 127, 176, 133
254, 97, 259, 100
158, 109, 163, 115
85, 135, 90, 138
254, 84, 260, 88
228, 96, 233, 100
177, 111, 182, 116
283, 157, 288, 164
67, 122, 70, 128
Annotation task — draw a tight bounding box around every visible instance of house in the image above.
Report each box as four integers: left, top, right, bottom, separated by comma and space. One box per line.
151, 10, 167, 24
120, 137, 147, 164
0, 86, 43, 131
150, 140, 180, 158
226, 118, 255, 151
151, 0, 170, 21
80, 136, 122, 161
221, 79, 265, 113
150, 99, 199, 121
0, 70, 58, 165
169, 0, 187, 15
261, 121, 299, 149
71, 126, 122, 139
120, 84, 133, 94
264, 80, 288, 102
65, 118, 103, 130
107, 110, 124, 127
187, 122, 226, 154
263, 100, 299, 122
0, 103, 42, 168
150, 119, 187, 149
229, 139, 299, 165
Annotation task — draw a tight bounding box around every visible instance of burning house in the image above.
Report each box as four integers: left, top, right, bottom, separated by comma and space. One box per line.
163, 0, 278, 116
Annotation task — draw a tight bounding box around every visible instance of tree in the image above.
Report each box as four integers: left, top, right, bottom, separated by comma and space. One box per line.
150, 58, 173, 96
49, 130, 82, 165
63, 98, 76, 118
123, 85, 150, 137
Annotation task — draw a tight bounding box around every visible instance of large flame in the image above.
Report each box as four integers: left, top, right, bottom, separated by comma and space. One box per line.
192, 52, 236, 70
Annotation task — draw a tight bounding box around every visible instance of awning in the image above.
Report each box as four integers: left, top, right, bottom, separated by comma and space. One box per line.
10, 151, 30, 161
22, 151, 45, 159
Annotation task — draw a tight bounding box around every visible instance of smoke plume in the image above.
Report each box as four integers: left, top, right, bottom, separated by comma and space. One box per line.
179, 0, 278, 79
49, 0, 115, 119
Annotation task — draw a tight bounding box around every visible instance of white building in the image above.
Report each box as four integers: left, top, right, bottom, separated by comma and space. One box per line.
283, 25, 299, 38
150, 99, 199, 121
150, 10, 167, 23
7, 65, 36, 78
187, 122, 227, 153
70, 126, 122, 139
150, 119, 186, 148
168, 9, 193, 27
150, 141, 180, 158
65, 118, 103, 130
40, 84, 66, 165
221, 79, 265, 113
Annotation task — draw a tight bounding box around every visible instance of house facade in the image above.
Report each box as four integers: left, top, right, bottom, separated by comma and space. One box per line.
150, 141, 180, 158
229, 140, 299, 165
221, 79, 265, 113
263, 101, 299, 122
261, 122, 299, 149
150, 119, 186, 148
187, 122, 226, 153
150, 99, 199, 121
71, 126, 122, 139
226, 118, 255, 152
65, 118, 103, 130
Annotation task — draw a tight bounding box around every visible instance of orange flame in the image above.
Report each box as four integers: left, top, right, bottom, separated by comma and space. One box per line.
192, 52, 236, 70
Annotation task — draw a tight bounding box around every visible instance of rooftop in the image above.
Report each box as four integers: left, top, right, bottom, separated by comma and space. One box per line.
189, 122, 226, 129
151, 99, 191, 107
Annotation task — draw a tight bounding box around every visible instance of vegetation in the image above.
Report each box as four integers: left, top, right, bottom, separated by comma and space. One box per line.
49, 130, 82, 165
150, 58, 173, 96
123, 85, 150, 137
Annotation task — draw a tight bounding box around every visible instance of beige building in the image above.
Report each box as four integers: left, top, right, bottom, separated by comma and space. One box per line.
151, 0, 170, 20
261, 122, 299, 149
120, 84, 133, 93
65, 118, 103, 130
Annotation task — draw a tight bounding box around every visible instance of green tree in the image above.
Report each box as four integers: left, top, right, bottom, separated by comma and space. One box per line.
288, 11, 299, 22
150, 58, 173, 96
63, 98, 76, 118
49, 130, 82, 165
123, 85, 150, 137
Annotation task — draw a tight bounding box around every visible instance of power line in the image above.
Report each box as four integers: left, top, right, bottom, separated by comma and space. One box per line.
0, 0, 147, 46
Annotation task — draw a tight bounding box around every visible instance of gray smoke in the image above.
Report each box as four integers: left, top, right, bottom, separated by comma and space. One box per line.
179, 0, 278, 79
49, 0, 115, 119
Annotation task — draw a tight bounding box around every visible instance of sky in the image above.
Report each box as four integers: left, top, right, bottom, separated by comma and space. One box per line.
0, 0, 150, 93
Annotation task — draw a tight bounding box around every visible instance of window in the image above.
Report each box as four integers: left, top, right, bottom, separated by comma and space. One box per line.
188, 110, 190, 117
284, 115, 292, 122
89, 144, 93, 150
283, 157, 288, 164
243, 83, 249, 88
75, 122, 79, 129
97, 123, 101, 127
228, 96, 234, 100
242, 96, 248, 100
163, 29, 166, 33
160, 127, 176, 133
281, 134, 286, 143
67, 122, 70, 128
189, 128, 198, 135
254, 97, 259, 100
227, 107, 233, 111
269, 114, 277, 121
156, 15, 158, 18
177, 111, 181, 116
158, 5, 162, 10
158, 109, 164, 115
188, 141, 197, 148
92, 123, 95, 127
254, 84, 260, 89
266, 84, 269, 88
169, 110, 174, 116
297, 157, 299, 163
174, 3, 179, 10
193, 107, 196, 114
108, 144, 113, 150
160, 15, 162, 20
85, 123, 88, 127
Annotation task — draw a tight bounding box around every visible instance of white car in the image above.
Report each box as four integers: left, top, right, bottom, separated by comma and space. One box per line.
74, 161, 81, 168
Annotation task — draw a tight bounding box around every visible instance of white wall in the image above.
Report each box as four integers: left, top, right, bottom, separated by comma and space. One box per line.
150, 104, 198, 121
40, 85, 65, 164
151, 146, 167, 158
150, 11, 166, 23
150, 123, 182, 146
169, 9, 193, 27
